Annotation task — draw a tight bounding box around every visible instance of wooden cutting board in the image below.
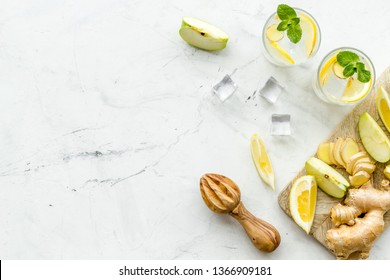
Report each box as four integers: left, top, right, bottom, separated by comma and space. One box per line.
278, 66, 390, 259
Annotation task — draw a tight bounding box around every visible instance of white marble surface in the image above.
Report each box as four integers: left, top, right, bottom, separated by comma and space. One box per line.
1, 0, 390, 260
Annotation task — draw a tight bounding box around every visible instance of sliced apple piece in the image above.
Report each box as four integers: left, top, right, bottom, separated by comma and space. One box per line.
353, 162, 376, 175
384, 165, 390, 180
265, 24, 284, 42
358, 112, 390, 163
349, 171, 371, 187
346, 152, 369, 174
317, 142, 332, 165
333, 138, 346, 167
179, 17, 229, 51
305, 157, 349, 198
340, 138, 360, 164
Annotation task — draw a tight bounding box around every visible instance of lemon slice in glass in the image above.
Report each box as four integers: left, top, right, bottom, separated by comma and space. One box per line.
289, 175, 317, 234
376, 86, 390, 133
319, 54, 337, 85
250, 134, 275, 190
268, 42, 295, 65
265, 26, 294, 65
341, 77, 372, 102
300, 14, 317, 57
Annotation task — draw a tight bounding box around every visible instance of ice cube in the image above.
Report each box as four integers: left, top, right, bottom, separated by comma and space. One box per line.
271, 114, 291, 135
259, 76, 284, 104
212, 74, 238, 102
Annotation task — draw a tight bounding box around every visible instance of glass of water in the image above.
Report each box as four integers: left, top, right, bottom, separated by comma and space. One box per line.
313, 47, 375, 105
262, 7, 321, 67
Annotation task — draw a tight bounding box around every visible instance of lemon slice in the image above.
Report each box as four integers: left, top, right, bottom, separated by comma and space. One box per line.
250, 134, 275, 190
300, 14, 317, 57
376, 86, 390, 133
265, 24, 284, 42
341, 77, 372, 102
289, 175, 317, 234
269, 41, 295, 65
319, 54, 337, 85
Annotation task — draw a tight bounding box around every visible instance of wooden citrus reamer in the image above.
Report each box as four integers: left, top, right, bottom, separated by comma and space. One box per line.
200, 173, 281, 252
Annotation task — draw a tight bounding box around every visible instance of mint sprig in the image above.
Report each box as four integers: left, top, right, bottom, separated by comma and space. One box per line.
276, 4, 302, 44
336, 51, 371, 83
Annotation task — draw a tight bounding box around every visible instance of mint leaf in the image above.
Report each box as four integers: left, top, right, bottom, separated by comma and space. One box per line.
276, 5, 302, 43
356, 62, 365, 71
335, 51, 371, 83
291, 18, 300, 25
277, 20, 289, 31
337, 51, 359, 67
357, 68, 371, 83
343, 64, 356, 77
287, 23, 302, 44
277, 4, 297, 20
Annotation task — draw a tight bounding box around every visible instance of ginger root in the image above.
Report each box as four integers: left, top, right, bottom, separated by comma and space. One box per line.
326, 180, 390, 259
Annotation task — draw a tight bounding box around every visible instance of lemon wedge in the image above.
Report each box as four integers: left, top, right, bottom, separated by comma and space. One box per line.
265, 24, 284, 42
341, 77, 372, 102
269, 41, 295, 65
289, 175, 317, 234
319, 54, 337, 85
376, 86, 390, 133
300, 14, 317, 57
250, 134, 275, 190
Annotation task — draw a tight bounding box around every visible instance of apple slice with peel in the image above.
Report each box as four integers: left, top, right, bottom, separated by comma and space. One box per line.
349, 171, 371, 187
340, 138, 359, 165
333, 138, 346, 167
346, 152, 369, 174
316, 142, 332, 165
179, 17, 228, 51
305, 157, 349, 198
358, 112, 390, 163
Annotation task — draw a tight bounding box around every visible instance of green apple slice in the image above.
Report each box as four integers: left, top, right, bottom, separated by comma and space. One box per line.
179, 17, 228, 51
305, 157, 349, 198
358, 112, 390, 163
